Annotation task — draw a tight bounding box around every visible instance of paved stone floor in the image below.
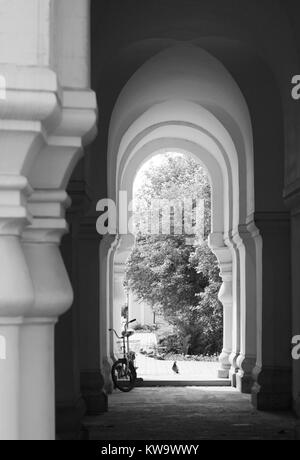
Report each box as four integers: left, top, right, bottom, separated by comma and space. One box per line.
84, 387, 299, 440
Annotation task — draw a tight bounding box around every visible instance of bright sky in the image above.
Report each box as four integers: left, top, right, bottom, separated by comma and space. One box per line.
133, 151, 185, 195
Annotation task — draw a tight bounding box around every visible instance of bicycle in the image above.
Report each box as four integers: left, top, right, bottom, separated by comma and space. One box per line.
109, 318, 137, 392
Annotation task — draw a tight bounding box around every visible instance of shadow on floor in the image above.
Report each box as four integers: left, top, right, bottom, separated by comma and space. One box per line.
83, 387, 298, 440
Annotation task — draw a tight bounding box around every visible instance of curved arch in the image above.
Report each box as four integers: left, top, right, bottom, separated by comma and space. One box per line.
108, 46, 254, 226
102, 44, 261, 392
120, 138, 225, 235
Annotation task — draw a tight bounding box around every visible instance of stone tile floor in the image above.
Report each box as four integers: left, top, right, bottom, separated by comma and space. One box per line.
84, 387, 299, 440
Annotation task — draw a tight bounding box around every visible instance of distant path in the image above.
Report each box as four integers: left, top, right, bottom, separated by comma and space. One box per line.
135, 353, 222, 382
127, 332, 224, 382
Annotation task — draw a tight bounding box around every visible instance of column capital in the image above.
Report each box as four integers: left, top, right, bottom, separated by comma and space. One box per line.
208, 232, 232, 281
0, 66, 59, 125
22, 190, 70, 244
22, 219, 68, 245
0, 175, 33, 236
21, 87, 97, 320
232, 219, 261, 249
29, 89, 97, 191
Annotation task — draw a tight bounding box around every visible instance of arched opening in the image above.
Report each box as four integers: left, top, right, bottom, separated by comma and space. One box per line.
100, 44, 261, 395
124, 151, 225, 383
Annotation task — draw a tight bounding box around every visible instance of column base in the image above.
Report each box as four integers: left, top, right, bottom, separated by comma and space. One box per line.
56, 397, 86, 440
103, 357, 114, 394
229, 352, 239, 388
218, 350, 231, 379
81, 370, 108, 415
251, 366, 292, 411
296, 422, 300, 440
229, 367, 238, 387
218, 369, 230, 379
293, 397, 300, 417
236, 355, 256, 394
236, 371, 254, 394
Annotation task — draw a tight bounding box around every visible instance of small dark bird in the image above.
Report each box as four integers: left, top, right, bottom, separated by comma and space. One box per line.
172, 361, 180, 374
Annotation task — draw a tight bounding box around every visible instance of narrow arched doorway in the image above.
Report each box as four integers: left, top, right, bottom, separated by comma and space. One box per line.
122, 151, 226, 384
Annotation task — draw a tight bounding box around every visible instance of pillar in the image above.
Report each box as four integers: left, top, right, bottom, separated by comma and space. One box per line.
113, 265, 127, 358
21, 205, 73, 440
284, 183, 300, 415
234, 219, 262, 393
78, 217, 107, 415
99, 234, 118, 394
226, 231, 241, 387
252, 212, 292, 410
26, 87, 96, 440
209, 233, 233, 379
0, 0, 97, 441
0, 319, 24, 440
0, 36, 59, 440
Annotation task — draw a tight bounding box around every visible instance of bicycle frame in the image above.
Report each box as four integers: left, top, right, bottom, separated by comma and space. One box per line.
109, 318, 136, 362
109, 318, 137, 389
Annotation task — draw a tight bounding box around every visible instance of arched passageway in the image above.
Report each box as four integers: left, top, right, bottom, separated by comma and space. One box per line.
1, 0, 300, 441
100, 45, 262, 397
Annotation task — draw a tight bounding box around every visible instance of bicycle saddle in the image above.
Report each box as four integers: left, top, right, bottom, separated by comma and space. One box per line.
122, 329, 134, 338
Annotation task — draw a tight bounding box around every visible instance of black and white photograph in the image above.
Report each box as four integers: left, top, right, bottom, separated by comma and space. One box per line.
0, 0, 300, 445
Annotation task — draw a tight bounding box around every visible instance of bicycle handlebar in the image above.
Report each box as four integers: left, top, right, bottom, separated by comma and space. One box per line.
108, 328, 123, 339
108, 319, 136, 339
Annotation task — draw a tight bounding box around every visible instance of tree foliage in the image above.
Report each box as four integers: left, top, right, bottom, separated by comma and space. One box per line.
126, 153, 223, 355
134, 153, 211, 239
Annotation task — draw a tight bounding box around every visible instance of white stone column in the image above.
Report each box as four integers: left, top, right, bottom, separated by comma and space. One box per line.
226, 231, 241, 387
20, 319, 56, 440
99, 234, 118, 393
0, 174, 39, 442
20, 88, 97, 439
234, 219, 262, 393
113, 265, 127, 358
209, 233, 233, 379
0, 0, 96, 440
21, 194, 72, 440
0, 67, 59, 441
0, 320, 23, 440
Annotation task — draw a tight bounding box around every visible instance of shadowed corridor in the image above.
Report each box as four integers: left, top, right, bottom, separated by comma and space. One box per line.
84, 388, 298, 440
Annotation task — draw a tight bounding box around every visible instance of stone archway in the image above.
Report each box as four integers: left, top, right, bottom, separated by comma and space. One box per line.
1, 0, 299, 442
100, 45, 261, 395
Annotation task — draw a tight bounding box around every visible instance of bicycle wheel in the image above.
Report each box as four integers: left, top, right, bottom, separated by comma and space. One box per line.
111, 360, 136, 392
